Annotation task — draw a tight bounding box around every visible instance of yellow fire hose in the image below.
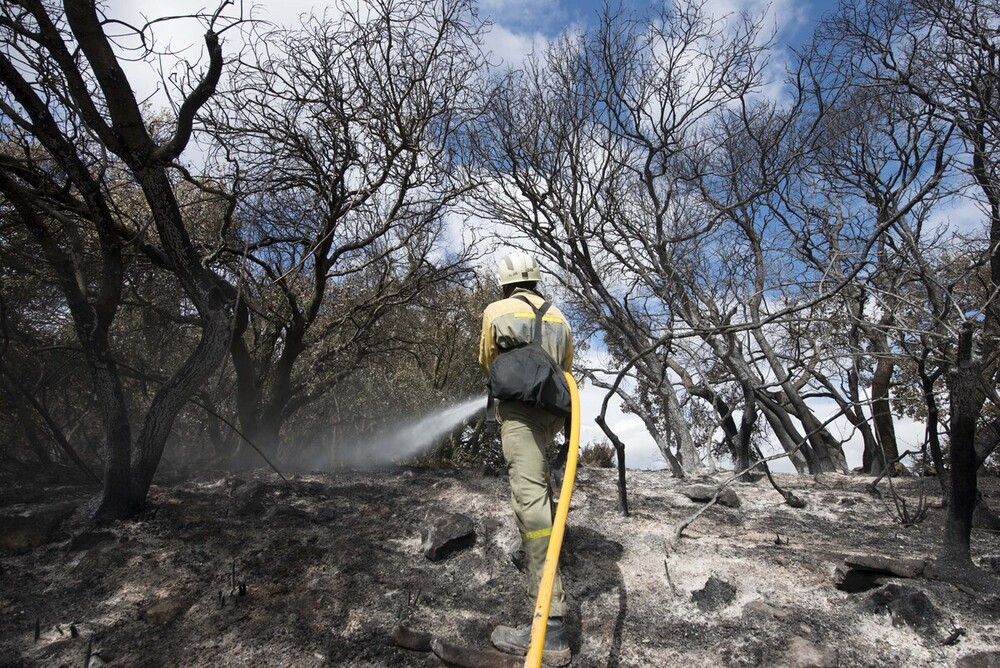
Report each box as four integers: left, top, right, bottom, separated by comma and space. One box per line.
524, 372, 580, 668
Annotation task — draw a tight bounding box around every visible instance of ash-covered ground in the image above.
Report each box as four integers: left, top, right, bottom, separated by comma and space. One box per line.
2, 467, 999, 667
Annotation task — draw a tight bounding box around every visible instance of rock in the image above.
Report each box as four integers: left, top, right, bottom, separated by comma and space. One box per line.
140, 596, 190, 625
787, 636, 837, 668
230, 480, 268, 516
718, 491, 741, 510
692, 575, 737, 612
864, 583, 941, 631
743, 599, 793, 621
68, 530, 116, 552
511, 548, 527, 573
94, 647, 116, 662
835, 554, 926, 593
430, 638, 522, 668
956, 651, 1000, 668
834, 565, 887, 593
420, 512, 475, 561
680, 485, 741, 508
0, 501, 77, 554
844, 554, 926, 579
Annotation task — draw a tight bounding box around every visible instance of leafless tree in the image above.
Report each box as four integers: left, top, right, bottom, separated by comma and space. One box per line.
0, 0, 241, 519
782, 24, 955, 474
199, 0, 487, 463
471, 1, 862, 475
821, 0, 1000, 572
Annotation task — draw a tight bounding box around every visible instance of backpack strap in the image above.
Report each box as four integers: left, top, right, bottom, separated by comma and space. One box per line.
514, 295, 551, 346
484, 295, 553, 431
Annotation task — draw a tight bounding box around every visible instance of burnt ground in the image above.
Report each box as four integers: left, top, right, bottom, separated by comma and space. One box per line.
1, 467, 1000, 667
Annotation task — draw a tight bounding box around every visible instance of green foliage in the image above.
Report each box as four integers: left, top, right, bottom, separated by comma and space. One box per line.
579, 440, 615, 468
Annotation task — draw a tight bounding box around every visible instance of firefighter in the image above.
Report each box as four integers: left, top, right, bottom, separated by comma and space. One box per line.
479, 250, 573, 666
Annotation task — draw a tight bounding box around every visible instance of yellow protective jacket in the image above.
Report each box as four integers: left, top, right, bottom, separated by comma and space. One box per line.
479, 288, 573, 375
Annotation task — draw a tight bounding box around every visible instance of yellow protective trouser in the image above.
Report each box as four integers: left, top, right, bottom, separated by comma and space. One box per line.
498, 400, 567, 618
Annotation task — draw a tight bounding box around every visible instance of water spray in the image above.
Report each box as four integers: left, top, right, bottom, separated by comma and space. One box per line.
332, 396, 485, 468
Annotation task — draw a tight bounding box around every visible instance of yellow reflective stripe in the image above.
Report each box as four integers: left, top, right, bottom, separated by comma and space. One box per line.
523, 527, 552, 540
512, 313, 564, 323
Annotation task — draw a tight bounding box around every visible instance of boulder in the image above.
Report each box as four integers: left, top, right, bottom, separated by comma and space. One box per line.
787, 636, 837, 668
864, 583, 941, 631
680, 485, 741, 508
692, 575, 737, 612
420, 512, 475, 561
0, 501, 77, 555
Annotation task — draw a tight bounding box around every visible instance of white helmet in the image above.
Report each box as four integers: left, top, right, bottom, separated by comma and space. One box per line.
497, 250, 541, 287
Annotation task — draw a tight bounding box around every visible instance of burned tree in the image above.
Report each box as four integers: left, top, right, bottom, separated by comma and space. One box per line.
472, 1, 858, 474
819, 0, 1000, 570
0, 1, 240, 519
201, 0, 487, 463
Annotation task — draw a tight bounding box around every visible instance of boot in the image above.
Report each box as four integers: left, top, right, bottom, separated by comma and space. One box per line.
491, 618, 571, 666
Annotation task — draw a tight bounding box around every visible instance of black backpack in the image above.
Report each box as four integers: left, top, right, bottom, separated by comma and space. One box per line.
485, 296, 572, 420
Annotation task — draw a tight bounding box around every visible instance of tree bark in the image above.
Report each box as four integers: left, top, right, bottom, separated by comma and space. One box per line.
940, 324, 981, 567
870, 354, 900, 473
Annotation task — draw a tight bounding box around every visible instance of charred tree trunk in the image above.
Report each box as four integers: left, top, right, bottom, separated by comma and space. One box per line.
595, 414, 629, 516
0, 1, 237, 520
870, 354, 900, 474
940, 324, 981, 568
738, 385, 758, 479
756, 393, 812, 473
229, 305, 307, 465
917, 352, 947, 492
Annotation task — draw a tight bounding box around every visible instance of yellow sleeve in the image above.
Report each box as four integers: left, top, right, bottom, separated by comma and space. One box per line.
478, 310, 496, 375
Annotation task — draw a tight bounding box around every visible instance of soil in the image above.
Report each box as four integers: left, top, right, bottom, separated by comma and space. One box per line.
2, 467, 1000, 667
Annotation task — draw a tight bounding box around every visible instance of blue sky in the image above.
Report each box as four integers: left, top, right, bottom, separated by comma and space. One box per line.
107, 0, 828, 128
105, 0, 897, 472
477, 0, 824, 63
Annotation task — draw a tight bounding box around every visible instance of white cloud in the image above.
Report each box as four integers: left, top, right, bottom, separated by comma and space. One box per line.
574, 344, 934, 474
927, 192, 991, 238
481, 22, 546, 68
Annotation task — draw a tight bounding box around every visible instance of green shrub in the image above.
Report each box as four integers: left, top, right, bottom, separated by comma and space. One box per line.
579, 440, 615, 468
